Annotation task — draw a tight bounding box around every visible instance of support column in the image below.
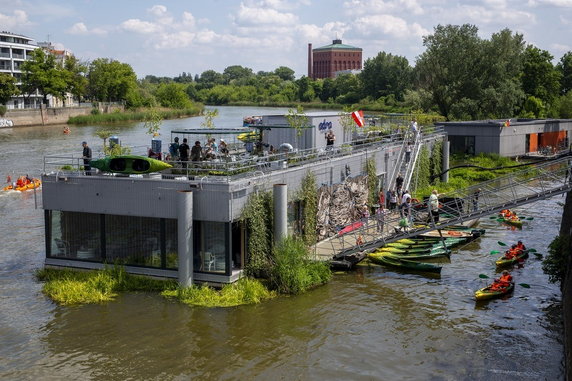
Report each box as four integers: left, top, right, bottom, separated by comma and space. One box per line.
273, 184, 288, 244
442, 139, 450, 183
177, 190, 193, 287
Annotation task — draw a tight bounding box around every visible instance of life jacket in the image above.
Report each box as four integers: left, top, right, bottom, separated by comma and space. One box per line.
516, 243, 526, 251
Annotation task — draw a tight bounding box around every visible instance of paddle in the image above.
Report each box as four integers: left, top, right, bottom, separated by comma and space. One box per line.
519, 283, 531, 288
498, 241, 507, 246
490, 250, 500, 255
478, 274, 490, 279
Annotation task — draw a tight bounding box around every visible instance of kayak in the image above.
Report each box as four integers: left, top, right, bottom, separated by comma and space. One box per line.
396, 237, 466, 245
386, 238, 461, 250
420, 230, 478, 239
499, 216, 523, 228
89, 155, 172, 174
495, 249, 529, 268
338, 221, 363, 236
475, 282, 514, 301
375, 250, 451, 261
377, 246, 451, 255
3, 178, 41, 191
368, 252, 442, 273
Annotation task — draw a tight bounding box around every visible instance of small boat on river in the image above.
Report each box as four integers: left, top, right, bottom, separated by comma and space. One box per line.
495, 249, 529, 268
3, 176, 41, 192
368, 252, 442, 273
475, 282, 514, 301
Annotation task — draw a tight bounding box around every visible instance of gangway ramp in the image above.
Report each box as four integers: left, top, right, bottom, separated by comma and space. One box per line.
314, 156, 572, 265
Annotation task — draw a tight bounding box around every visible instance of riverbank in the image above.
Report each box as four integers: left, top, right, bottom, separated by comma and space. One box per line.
67, 106, 203, 125
4, 103, 125, 127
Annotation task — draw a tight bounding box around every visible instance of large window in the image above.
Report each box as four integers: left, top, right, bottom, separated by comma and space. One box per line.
449, 136, 475, 155
195, 221, 228, 274
48, 211, 102, 261
105, 214, 161, 267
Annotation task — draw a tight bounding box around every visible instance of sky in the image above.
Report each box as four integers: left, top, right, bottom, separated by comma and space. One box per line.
2, 0, 572, 79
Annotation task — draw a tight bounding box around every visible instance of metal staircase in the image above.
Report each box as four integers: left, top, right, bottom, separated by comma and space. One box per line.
313, 156, 572, 261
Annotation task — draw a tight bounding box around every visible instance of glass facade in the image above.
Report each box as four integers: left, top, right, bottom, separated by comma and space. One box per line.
46, 210, 238, 276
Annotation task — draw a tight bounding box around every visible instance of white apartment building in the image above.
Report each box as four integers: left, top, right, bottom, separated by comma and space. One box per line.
0, 31, 44, 109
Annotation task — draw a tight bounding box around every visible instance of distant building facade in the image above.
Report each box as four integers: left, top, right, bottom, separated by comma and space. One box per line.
437, 118, 572, 157
308, 39, 362, 79
0, 31, 43, 109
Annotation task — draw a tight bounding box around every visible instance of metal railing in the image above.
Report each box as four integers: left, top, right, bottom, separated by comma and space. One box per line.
313, 156, 572, 260
43, 127, 446, 183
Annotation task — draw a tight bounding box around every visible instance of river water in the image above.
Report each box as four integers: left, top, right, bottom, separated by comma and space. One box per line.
0, 106, 564, 380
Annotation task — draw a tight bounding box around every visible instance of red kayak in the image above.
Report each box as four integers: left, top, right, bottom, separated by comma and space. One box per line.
338, 221, 363, 236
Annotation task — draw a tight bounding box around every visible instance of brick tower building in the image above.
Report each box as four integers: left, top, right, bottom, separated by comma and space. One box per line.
308, 39, 362, 79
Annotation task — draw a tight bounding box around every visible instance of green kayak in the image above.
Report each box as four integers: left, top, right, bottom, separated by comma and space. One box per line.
89, 155, 172, 174
379, 250, 451, 261
495, 250, 529, 268
378, 246, 451, 255
368, 252, 442, 273
475, 282, 514, 301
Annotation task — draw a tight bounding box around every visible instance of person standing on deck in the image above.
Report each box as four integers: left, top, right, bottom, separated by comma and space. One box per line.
429, 189, 440, 223
410, 118, 418, 140
82, 141, 92, 176
325, 130, 336, 150
179, 138, 190, 169
395, 173, 404, 193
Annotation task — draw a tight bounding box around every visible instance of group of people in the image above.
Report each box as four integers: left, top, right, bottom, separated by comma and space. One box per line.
499, 209, 516, 219
166, 137, 229, 165
489, 270, 513, 291
502, 240, 527, 260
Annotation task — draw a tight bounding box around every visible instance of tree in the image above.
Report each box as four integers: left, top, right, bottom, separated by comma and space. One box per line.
274, 66, 295, 81
87, 58, 138, 102
360, 52, 412, 101
0, 73, 19, 105
154, 83, 192, 109
201, 109, 219, 129
556, 51, 572, 95
20, 49, 67, 105
64, 55, 88, 104
416, 24, 483, 119
520, 45, 561, 113
223, 65, 253, 84
196, 70, 224, 90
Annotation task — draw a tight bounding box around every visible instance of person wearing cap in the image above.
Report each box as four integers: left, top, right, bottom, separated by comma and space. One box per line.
82, 141, 92, 175
219, 138, 229, 156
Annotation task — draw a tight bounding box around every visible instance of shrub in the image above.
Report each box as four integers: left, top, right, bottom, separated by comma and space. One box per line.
0, 105, 6, 116
543, 235, 571, 287
90, 108, 100, 115
162, 278, 276, 307
269, 236, 331, 294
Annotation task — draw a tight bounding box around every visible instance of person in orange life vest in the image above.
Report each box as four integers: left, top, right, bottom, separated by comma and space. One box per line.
16, 176, 26, 188
516, 240, 526, 251
491, 270, 513, 290
504, 244, 519, 259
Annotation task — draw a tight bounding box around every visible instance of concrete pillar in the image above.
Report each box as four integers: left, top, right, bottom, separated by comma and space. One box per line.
273, 184, 288, 244
177, 190, 193, 287
442, 139, 450, 183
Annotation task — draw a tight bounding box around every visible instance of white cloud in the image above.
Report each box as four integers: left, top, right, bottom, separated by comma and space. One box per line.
354, 14, 429, 38
343, 0, 425, 16
234, 3, 298, 25
551, 42, 571, 52
148, 5, 168, 17
530, 0, 572, 6
182, 12, 196, 28
120, 19, 162, 34
0, 9, 30, 29
66, 22, 107, 36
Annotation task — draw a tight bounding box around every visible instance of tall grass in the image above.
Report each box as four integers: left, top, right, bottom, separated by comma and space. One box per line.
162, 278, 276, 307
269, 236, 332, 294
67, 106, 202, 125
36, 266, 177, 305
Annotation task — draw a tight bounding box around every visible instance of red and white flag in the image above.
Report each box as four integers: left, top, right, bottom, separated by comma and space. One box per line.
351, 110, 365, 127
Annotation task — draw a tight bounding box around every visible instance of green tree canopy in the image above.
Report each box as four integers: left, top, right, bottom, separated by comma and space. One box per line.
274, 66, 295, 81
197, 70, 225, 90
520, 45, 561, 112
223, 65, 254, 84
87, 58, 138, 102
0, 73, 19, 105
154, 83, 192, 109
556, 51, 572, 95
20, 49, 67, 105
64, 55, 88, 103
360, 51, 412, 101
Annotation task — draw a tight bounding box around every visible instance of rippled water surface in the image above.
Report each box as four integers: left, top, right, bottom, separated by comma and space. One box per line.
0, 106, 564, 380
